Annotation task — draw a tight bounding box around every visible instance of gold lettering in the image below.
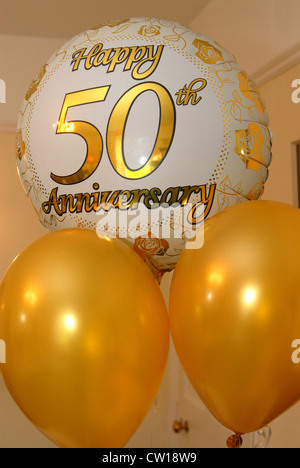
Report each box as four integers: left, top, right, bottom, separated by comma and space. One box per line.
128, 189, 142, 209
59, 193, 78, 213
123, 46, 147, 72
160, 186, 180, 205
106, 47, 131, 73
176, 79, 207, 106
177, 185, 201, 205
187, 184, 216, 225
132, 45, 164, 80
144, 187, 162, 208
42, 188, 63, 215
93, 47, 113, 68
89, 183, 101, 211
99, 190, 122, 211
86, 43, 103, 69
41, 183, 217, 222
73, 192, 93, 212
71, 48, 88, 71
71, 43, 164, 79
118, 190, 134, 210
136, 188, 150, 204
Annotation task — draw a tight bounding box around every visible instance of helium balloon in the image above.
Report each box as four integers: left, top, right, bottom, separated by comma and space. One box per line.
0, 229, 169, 448
16, 17, 272, 274
169, 200, 300, 435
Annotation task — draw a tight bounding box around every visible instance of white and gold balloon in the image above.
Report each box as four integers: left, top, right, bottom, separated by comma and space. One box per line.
16, 18, 272, 276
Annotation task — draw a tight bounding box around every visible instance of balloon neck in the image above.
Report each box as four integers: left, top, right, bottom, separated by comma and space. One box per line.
144, 258, 165, 285
226, 433, 243, 449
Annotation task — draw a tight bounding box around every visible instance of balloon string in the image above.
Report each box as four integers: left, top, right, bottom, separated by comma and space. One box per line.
226, 433, 243, 448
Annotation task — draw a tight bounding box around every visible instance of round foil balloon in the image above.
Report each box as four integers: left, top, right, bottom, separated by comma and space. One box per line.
17, 17, 272, 274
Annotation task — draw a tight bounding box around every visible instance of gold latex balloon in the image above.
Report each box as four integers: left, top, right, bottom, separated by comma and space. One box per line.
0, 229, 169, 448
169, 200, 300, 435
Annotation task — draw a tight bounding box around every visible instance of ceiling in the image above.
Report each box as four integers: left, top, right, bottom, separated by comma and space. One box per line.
0, 0, 211, 39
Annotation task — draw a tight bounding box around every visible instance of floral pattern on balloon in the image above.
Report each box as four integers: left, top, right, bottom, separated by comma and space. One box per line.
234, 123, 265, 171
138, 24, 161, 37
192, 38, 225, 64
134, 234, 169, 260
238, 71, 265, 114
25, 64, 47, 101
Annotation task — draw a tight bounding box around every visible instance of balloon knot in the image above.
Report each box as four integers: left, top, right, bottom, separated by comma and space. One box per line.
226, 433, 243, 448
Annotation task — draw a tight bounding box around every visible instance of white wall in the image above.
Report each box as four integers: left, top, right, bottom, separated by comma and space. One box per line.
260, 62, 300, 207
190, 0, 300, 81
0, 34, 65, 130
0, 133, 46, 278
0, 132, 55, 447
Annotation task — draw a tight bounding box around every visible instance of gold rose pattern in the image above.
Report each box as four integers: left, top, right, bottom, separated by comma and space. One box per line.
25, 64, 47, 101
132, 231, 185, 275
138, 24, 161, 37
199, 35, 271, 214
16, 18, 272, 273
134, 233, 169, 260
192, 39, 225, 64
238, 71, 265, 114
235, 123, 265, 171
221, 70, 266, 124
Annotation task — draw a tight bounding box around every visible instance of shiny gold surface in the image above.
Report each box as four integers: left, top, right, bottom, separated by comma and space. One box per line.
51, 87, 110, 184
0, 229, 170, 448
170, 200, 300, 434
107, 82, 175, 179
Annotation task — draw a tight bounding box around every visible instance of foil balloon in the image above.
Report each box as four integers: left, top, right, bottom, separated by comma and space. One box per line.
16, 17, 272, 275
169, 200, 300, 436
0, 229, 169, 448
